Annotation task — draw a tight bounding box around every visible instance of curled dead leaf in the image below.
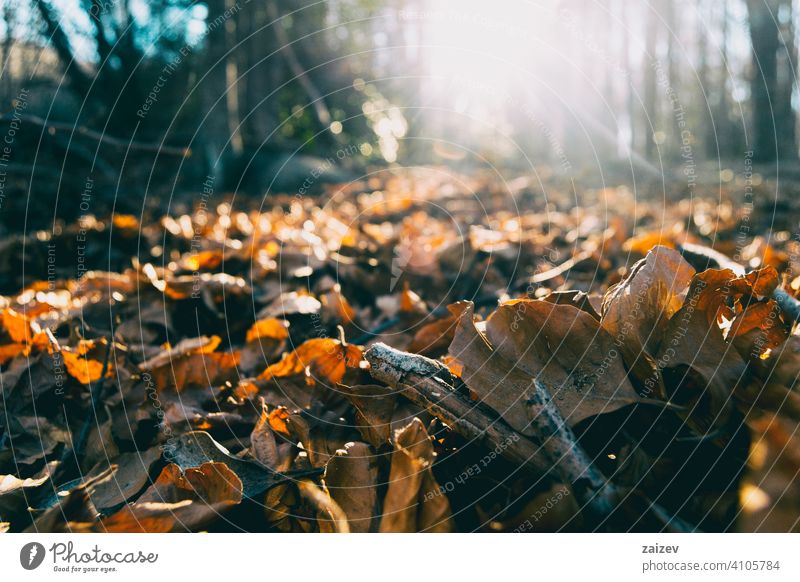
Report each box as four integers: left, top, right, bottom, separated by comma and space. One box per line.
379, 418, 452, 533
323, 442, 380, 533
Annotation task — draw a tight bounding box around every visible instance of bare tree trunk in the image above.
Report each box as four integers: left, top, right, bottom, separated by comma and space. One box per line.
747, 0, 782, 162
225, 0, 243, 155
699, 2, 715, 158
202, 0, 237, 179
622, 2, 636, 155
241, 1, 280, 150
776, 0, 797, 159
1, 4, 15, 96
643, 3, 659, 160
664, 0, 678, 160
718, 2, 730, 158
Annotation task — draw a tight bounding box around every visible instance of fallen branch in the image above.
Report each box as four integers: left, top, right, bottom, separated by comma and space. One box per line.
366, 344, 616, 518
366, 342, 699, 531
366, 342, 550, 474
525, 376, 618, 518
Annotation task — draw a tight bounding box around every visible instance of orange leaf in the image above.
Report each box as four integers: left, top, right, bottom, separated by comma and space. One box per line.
321, 289, 356, 324
0, 343, 27, 364
246, 318, 290, 343
258, 338, 362, 385
1, 308, 32, 344
61, 350, 108, 384
184, 250, 223, 272
268, 407, 291, 436
112, 214, 139, 230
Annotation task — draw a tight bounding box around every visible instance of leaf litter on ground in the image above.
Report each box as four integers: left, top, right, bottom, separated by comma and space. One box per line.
1, 171, 800, 532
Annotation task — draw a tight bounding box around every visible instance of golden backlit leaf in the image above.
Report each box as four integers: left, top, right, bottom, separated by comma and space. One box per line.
258, 338, 363, 385
112, 214, 140, 230
62, 350, 106, 384
139, 335, 238, 392
321, 288, 356, 324
246, 318, 290, 343
0, 343, 27, 365
1, 308, 32, 344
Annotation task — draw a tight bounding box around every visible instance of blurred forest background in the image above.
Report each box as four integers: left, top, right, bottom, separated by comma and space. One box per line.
0, 0, 798, 229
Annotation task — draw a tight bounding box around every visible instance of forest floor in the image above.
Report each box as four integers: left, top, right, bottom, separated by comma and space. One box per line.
1, 166, 799, 532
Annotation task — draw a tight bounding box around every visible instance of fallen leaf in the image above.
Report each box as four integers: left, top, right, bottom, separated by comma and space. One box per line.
486, 299, 640, 424
379, 418, 452, 532
323, 442, 380, 533
601, 245, 695, 386
258, 338, 362, 385
101, 462, 242, 532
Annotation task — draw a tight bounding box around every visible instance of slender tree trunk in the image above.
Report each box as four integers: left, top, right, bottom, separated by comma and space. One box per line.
719, 2, 734, 158
266, 1, 331, 131
747, 0, 782, 162
241, 1, 280, 150
643, 4, 659, 160
663, 0, 678, 160
622, 3, 636, 155
203, 0, 236, 179
1, 4, 15, 96
699, 3, 715, 158
34, 0, 93, 99
225, 0, 243, 155
776, 0, 797, 159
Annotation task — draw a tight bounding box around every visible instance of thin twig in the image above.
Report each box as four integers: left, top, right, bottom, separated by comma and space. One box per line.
365, 344, 611, 511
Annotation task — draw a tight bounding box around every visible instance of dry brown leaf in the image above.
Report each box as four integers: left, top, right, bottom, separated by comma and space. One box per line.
655, 272, 748, 421
139, 335, 240, 392
339, 384, 398, 447
298, 479, 350, 533
321, 287, 356, 325
600, 245, 695, 386
251, 401, 295, 471
449, 301, 638, 432
323, 442, 380, 533
379, 418, 452, 533
101, 462, 242, 532
1, 308, 33, 344
407, 314, 457, 355
246, 318, 290, 343
88, 448, 163, 512
486, 299, 640, 424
